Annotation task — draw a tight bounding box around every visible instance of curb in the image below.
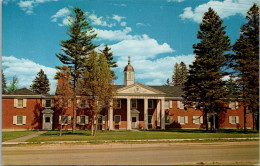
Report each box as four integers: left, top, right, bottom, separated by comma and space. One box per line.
2, 137, 259, 145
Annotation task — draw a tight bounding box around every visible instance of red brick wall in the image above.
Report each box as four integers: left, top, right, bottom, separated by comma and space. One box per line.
2, 98, 42, 130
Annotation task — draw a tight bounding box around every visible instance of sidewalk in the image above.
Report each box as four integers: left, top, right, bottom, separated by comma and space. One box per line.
2, 131, 47, 145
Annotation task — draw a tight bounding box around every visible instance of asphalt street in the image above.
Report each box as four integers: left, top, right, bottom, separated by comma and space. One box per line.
2, 141, 259, 165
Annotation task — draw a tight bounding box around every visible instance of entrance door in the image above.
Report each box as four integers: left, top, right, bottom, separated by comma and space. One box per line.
131, 115, 139, 129
43, 114, 52, 130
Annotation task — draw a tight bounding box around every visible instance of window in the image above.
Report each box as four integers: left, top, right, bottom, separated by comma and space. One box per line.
148, 100, 153, 109
131, 99, 137, 109
13, 115, 26, 125
45, 99, 51, 107
192, 116, 203, 124
18, 99, 23, 107
59, 115, 71, 125
148, 115, 153, 124
77, 115, 89, 125
165, 116, 173, 125
114, 115, 121, 125
45, 117, 50, 123
98, 116, 103, 125
17, 115, 23, 125
116, 99, 121, 109
229, 102, 238, 110
80, 116, 85, 124
178, 116, 188, 124
229, 116, 239, 124
164, 101, 170, 109
177, 101, 185, 109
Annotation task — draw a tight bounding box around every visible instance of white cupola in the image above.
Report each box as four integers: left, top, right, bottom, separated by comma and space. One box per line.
124, 56, 135, 86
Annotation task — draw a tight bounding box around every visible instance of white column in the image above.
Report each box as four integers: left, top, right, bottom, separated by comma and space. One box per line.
109, 101, 114, 130
161, 98, 165, 130
144, 98, 148, 130
127, 98, 131, 130
157, 99, 161, 127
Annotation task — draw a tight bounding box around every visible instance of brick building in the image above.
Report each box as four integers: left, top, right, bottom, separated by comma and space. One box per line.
2, 58, 253, 131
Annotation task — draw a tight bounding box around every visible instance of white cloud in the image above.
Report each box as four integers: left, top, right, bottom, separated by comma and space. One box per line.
120, 22, 127, 26
112, 14, 126, 22
88, 13, 115, 27
136, 22, 146, 26
180, 0, 258, 23
51, 7, 70, 22
94, 27, 140, 41
111, 34, 175, 60
2, 56, 57, 94
116, 54, 195, 85
17, 0, 59, 15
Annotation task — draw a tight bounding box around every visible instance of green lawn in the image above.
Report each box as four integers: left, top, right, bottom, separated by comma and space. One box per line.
2, 131, 37, 142
27, 129, 259, 143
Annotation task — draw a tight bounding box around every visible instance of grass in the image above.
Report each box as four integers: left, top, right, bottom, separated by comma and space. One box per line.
27, 129, 259, 143
2, 131, 37, 142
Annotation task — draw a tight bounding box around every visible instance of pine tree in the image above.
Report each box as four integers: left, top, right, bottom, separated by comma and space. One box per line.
172, 62, 188, 86
183, 8, 231, 131
2, 70, 7, 94
80, 51, 114, 136
225, 75, 239, 98
30, 69, 50, 94
232, 4, 259, 133
172, 63, 181, 86
99, 44, 118, 80
55, 66, 74, 136
56, 7, 97, 133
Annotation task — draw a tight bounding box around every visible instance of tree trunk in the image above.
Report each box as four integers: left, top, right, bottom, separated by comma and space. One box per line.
244, 105, 247, 134
91, 115, 94, 136
59, 124, 63, 136
205, 110, 208, 131
72, 92, 76, 133
94, 115, 98, 136
252, 111, 255, 130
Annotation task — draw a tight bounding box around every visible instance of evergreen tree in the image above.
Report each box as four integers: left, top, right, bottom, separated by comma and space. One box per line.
7, 75, 18, 92
30, 69, 50, 94
80, 51, 114, 136
232, 4, 259, 133
172, 63, 181, 86
100, 44, 118, 79
2, 70, 7, 94
56, 7, 97, 133
225, 75, 239, 98
183, 8, 231, 131
55, 66, 74, 136
172, 62, 188, 86
164, 78, 171, 86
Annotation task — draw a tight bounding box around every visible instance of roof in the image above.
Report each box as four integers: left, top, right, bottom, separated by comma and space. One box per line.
6, 88, 40, 95
115, 85, 184, 97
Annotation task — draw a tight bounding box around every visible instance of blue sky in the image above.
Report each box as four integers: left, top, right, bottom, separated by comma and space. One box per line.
2, 0, 258, 94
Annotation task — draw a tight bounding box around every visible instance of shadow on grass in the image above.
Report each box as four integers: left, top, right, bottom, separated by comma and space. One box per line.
146, 129, 258, 134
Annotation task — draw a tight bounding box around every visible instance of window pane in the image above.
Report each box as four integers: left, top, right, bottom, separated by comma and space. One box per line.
46, 100, 51, 107
115, 116, 120, 124
131, 99, 137, 108
18, 99, 23, 107
80, 116, 85, 124
148, 100, 153, 109
231, 116, 236, 124
180, 116, 185, 124
132, 117, 136, 122
62, 116, 68, 124
45, 117, 50, 123
98, 116, 102, 124
17, 115, 23, 124
117, 99, 121, 108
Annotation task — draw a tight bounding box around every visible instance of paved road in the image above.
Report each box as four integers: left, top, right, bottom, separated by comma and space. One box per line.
2, 141, 259, 165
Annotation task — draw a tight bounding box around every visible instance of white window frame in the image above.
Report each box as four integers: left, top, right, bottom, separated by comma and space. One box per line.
131, 99, 137, 109
148, 115, 153, 125
14, 99, 27, 108
13, 115, 26, 125
177, 101, 185, 109
59, 115, 71, 125
229, 116, 239, 124
165, 115, 173, 125
45, 99, 52, 108
229, 101, 238, 110
164, 101, 170, 109
192, 116, 203, 124
178, 116, 188, 125
116, 99, 121, 109
148, 100, 153, 109
114, 115, 121, 125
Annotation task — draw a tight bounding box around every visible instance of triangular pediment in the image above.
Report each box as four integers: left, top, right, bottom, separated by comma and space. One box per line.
116, 82, 165, 95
